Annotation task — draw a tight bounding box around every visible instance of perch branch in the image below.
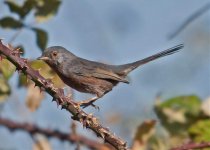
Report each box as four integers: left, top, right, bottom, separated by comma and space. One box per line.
0, 40, 127, 150
0, 117, 111, 150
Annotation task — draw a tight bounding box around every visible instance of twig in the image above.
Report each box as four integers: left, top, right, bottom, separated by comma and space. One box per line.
168, 3, 210, 39
0, 117, 111, 150
0, 40, 127, 150
171, 142, 210, 150
8, 28, 24, 44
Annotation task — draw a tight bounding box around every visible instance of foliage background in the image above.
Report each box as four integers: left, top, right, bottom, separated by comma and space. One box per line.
0, 0, 209, 150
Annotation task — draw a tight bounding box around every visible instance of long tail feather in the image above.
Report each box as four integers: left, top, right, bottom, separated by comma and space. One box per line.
119, 44, 184, 75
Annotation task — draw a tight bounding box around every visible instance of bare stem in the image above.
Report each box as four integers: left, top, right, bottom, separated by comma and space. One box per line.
171, 142, 210, 150
9, 28, 24, 44
0, 117, 112, 150
168, 2, 210, 39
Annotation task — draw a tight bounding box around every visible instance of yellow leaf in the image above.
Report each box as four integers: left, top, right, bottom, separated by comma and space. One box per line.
0, 77, 10, 102
30, 60, 65, 88
0, 59, 15, 79
25, 83, 44, 112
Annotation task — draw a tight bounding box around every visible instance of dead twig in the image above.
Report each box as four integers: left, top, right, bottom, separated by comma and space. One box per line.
169, 3, 210, 39
171, 141, 210, 150
0, 117, 111, 150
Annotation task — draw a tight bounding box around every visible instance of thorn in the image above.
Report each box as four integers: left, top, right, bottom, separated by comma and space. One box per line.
34, 83, 38, 88
52, 98, 60, 107
57, 88, 65, 97
66, 93, 72, 99
0, 38, 4, 42
61, 105, 66, 110
52, 98, 56, 102
34, 70, 41, 77
7, 44, 13, 50
101, 134, 105, 139
87, 113, 93, 118
17, 70, 22, 74
22, 58, 28, 63
56, 100, 60, 108
40, 87, 45, 93
27, 75, 32, 80
15, 47, 22, 53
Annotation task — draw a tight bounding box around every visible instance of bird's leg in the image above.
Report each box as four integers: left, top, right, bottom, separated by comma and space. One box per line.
77, 96, 100, 110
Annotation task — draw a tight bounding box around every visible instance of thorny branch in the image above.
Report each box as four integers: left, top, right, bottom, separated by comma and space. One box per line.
0, 117, 111, 150
0, 40, 127, 150
168, 2, 210, 39
171, 141, 210, 150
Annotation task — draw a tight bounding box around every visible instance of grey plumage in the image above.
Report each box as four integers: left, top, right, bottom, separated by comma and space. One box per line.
38, 44, 183, 108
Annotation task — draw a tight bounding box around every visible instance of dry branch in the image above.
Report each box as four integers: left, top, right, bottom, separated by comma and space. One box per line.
169, 2, 210, 39
0, 40, 127, 150
0, 117, 111, 150
171, 142, 210, 150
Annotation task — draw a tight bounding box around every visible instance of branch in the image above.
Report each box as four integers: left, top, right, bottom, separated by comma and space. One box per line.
168, 2, 210, 39
0, 40, 127, 150
0, 117, 112, 150
171, 142, 210, 150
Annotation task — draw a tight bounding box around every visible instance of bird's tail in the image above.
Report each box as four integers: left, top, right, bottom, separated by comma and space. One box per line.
117, 44, 184, 75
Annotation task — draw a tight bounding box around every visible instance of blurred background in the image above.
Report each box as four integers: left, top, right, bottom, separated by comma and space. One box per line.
0, 0, 209, 150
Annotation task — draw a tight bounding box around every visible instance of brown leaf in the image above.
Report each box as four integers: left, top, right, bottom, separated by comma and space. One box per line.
132, 120, 156, 150
33, 136, 51, 150
25, 83, 44, 112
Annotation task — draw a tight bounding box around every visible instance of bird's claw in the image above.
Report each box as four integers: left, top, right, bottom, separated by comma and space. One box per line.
78, 101, 100, 110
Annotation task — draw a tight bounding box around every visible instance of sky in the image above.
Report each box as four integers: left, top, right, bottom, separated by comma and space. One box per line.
0, 0, 210, 149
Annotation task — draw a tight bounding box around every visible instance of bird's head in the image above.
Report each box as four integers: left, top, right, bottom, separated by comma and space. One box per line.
37, 46, 76, 67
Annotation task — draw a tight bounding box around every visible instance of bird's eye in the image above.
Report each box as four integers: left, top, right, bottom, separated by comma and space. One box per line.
52, 51, 57, 57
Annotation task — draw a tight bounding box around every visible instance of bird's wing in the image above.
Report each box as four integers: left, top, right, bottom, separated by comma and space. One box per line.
71, 59, 129, 83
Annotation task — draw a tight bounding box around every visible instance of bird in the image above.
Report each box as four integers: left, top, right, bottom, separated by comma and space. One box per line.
37, 44, 183, 109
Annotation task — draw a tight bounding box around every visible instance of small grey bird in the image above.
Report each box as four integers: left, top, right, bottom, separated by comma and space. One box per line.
37, 44, 183, 109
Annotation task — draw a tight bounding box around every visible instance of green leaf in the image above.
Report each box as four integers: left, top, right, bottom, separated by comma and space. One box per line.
18, 74, 28, 87
0, 59, 16, 80
154, 95, 202, 135
189, 120, 210, 142
32, 28, 48, 51
34, 0, 61, 22
22, 0, 36, 18
0, 77, 11, 102
157, 95, 201, 116
5, 1, 23, 17
0, 17, 23, 29
5, 0, 36, 19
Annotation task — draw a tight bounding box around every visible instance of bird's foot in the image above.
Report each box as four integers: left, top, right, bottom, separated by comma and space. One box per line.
79, 101, 99, 110
77, 96, 99, 110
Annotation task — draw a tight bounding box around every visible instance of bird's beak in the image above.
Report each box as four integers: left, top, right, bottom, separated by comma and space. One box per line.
37, 56, 50, 61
